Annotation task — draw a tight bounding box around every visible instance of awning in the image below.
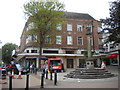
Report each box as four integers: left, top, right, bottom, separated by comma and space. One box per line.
104, 53, 118, 58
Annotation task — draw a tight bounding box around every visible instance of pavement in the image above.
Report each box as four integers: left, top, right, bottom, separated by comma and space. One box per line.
0, 65, 119, 89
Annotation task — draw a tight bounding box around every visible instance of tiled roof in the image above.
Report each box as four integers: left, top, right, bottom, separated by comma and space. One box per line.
65, 12, 95, 20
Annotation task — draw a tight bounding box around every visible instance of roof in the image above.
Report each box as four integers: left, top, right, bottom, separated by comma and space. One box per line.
65, 12, 95, 20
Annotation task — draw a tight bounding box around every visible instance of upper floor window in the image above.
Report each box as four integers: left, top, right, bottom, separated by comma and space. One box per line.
67, 24, 72, 31
77, 24, 83, 32
67, 36, 73, 45
56, 24, 62, 30
98, 25, 102, 33
28, 22, 34, 30
77, 37, 83, 45
26, 34, 37, 43
56, 35, 62, 44
45, 35, 51, 44
86, 25, 92, 32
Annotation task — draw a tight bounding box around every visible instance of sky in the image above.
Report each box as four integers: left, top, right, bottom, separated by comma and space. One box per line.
0, 0, 115, 47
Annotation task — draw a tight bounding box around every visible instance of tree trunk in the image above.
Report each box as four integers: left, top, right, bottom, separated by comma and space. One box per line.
37, 42, 42, 70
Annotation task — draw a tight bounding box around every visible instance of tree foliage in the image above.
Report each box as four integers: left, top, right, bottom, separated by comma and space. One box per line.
101, 0, 120, 44
23, 0, 65, 68
2, 43, 18, 64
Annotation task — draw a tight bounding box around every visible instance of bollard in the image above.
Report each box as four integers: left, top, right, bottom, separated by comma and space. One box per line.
17, 70, 22, 79
46, 71, 48, 79
50, 71, 52, 80
54, 72, 57, 85
40, 73, 44, 88
43, 69, 45, 78
25, 74, 29, 90
12, 69, 15, 79
9, 75, 12, 90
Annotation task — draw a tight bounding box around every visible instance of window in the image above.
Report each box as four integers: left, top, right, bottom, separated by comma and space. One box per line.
26, 50, 29, 53
28, 22, 34, 30
67, 36, 73, 45
26, 34, 37, 43
56, 35, 62, 44
26, 35, 32, 43
67, 24, 72, 31
98, 25, 102, 33
77, 37, 83, 45
32, 35, 37, 42
45, 35, 51, 44
56, 24, 62, 30
77, 24, 82, 32
81, 51, 87, 54
31, 50, 37, 53
86, 25, 92, 32
66, 51, 74, 54
43, 50, 58, 54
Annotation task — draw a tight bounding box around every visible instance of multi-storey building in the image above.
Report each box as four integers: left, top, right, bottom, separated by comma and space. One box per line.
18, 12, 104, 69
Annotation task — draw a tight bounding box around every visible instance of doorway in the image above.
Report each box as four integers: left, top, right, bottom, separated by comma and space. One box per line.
67, 59, 73, 68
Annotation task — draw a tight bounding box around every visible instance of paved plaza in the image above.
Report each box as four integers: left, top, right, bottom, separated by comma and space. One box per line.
1, 65, 119, 89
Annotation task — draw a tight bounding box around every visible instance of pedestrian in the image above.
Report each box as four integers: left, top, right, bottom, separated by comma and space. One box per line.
101, 61, 106, 70
30, 62, 35, 73
30, 64, 32, 73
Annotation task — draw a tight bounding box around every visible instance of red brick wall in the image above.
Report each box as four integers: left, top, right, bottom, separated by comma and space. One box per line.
20, 18, 103, 51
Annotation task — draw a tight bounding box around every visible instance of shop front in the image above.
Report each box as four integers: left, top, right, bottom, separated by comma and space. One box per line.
104, 53, 118, 66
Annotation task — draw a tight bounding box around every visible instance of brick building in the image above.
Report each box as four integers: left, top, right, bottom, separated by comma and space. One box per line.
18, 12, 104, 69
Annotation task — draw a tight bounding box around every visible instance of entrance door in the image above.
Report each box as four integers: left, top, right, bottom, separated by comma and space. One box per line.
67, 59, 73, 68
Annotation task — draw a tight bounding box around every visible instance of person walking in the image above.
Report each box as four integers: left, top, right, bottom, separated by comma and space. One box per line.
30, 62, 35, 74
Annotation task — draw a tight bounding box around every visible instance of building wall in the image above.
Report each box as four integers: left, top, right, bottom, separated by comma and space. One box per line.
19, 12, 103, 69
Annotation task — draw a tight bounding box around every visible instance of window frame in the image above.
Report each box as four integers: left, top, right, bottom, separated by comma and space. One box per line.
77, 36, 83, 45
86, 25, 92, 32
26, 34, 37, 43
45, 35, 51, 44
56, 24, 62, 30
98, 25, 102, 33
77, 24, 83, 32
56, 35, 62, 44
67, 24, 72, 31
67, 36, 73, 45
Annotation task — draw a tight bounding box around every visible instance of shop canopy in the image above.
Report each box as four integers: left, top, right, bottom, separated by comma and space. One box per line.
104, 53, 118, 58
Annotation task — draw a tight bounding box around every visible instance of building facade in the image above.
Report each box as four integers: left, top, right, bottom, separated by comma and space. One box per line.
102, 32, 119, 66
18, 12, 104, 69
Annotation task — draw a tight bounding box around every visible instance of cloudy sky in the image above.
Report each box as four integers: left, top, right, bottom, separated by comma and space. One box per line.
0, 0, 115, 47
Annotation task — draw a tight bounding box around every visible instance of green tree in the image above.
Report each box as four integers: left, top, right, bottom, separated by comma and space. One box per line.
2, 43, 18, 64
23, 0, 65, 68
101, 0, 120, 44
